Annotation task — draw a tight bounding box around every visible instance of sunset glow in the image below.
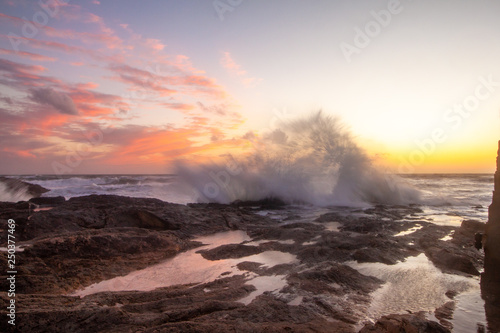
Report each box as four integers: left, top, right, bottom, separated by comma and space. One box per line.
0, 0, 499, 174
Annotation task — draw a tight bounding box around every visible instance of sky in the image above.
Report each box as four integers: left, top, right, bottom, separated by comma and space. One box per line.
0, 0, 499, 174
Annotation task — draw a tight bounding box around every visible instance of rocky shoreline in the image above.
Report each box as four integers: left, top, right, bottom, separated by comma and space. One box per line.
482, 140, 500, 332
0, 191, 490, 332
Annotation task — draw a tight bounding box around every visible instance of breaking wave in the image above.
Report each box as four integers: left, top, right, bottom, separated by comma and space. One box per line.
175, 112, 421, 206
0, 181, 34, 202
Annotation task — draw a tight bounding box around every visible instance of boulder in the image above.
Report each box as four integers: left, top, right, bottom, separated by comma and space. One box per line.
198, 244, 262, 260
359, 312, 450, 333
481, 140, 500, 332
29, 196, 66, 205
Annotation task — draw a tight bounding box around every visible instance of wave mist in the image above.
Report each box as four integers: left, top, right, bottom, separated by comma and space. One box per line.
175, 112, 421, 206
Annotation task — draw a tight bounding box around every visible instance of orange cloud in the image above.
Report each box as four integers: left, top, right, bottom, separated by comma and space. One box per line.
0, 5, 247, 174
2, 147, 37, 158
76, 82, 99, 90
105, 127, 196, 164
39, 114, 71, 132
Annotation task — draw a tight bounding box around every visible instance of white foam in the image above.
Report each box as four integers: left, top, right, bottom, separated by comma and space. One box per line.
0, 182, 32, 202
175, 112, 422, 207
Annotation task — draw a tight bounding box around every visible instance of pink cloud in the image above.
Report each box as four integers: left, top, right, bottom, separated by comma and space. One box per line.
145, 38, 165, 51
76, 82, 99, 90
0, 58, 63, 89
0, 6, 249, 174
220, 51, 262, 87
221, 51, 247, 76
69, 88, 125, 116
160, 102, 196, 111
0, 10, 127, 54
0, 33, 112, 62
108, 63, 227, 99
0, 48, 56, 61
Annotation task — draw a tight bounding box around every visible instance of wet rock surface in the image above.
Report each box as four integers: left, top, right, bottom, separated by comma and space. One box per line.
0, 194, 486, 332
359, 312, 451, 333
482, 140, 500, 333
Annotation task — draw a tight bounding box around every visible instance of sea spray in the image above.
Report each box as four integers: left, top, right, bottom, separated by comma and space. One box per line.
0, 177, 48, 202
175, 112, 421, 206
0, 182, 32, 202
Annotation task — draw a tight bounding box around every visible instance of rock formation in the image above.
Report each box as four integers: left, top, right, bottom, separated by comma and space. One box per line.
481, 140, 500, 331
0, 187, 485, 332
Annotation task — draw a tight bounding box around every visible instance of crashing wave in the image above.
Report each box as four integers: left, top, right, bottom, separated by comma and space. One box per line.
0, 177, 50, 202
175, 112, 421, 206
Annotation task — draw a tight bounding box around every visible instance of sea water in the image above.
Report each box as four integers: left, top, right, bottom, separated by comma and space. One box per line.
2, 173, 492, 223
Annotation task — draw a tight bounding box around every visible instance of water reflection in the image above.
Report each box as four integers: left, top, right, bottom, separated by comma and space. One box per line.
349, 254, 487, 331
73, 230, 297, 300
481, 271, 500, 332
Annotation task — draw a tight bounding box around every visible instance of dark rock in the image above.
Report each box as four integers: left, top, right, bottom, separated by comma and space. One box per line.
283, 214, 301, 221
198, 244, 262, 260
445, 290, 457, 299
482, 140, 500, 333
236, 261, 263, 272
315, 212, 344, 222
29, 196, 66, 205
425, 247, 480, 276
359, 312, 451, 333
453, 219, 485, 247
0, 192, 490, 332
230, 197, 287, 209
288, 263, 382, 296
475, 232, 483, 250
280, 222, 325, 231
247, 224, 317, 244
434, 301, 455, 330
1, 228, 188, 294
0, 194, 272, 293
3, 194, 271, 242
0, 275, 353, 333
107, 208, 181, 230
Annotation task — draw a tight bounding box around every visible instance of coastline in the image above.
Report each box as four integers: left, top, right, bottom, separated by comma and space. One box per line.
0, 190, 490, 332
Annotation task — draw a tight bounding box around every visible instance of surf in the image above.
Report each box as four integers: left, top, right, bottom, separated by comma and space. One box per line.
175, 111, 421, 206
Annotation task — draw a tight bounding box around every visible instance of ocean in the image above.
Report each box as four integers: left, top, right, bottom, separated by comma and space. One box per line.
2, 173, 493, 224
